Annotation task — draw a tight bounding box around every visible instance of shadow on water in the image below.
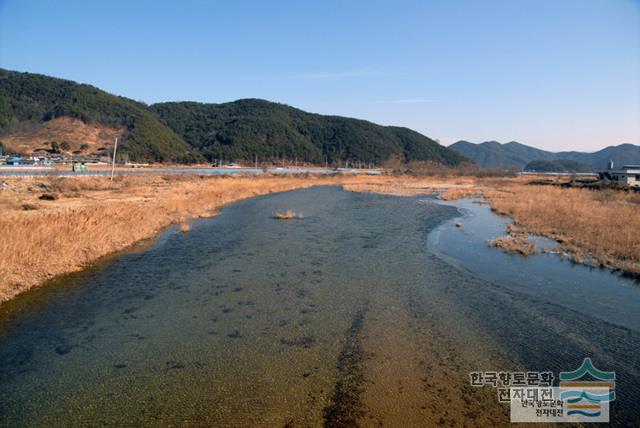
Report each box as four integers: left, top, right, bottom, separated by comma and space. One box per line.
0, 236, 162, 338
0, 187, 638, 426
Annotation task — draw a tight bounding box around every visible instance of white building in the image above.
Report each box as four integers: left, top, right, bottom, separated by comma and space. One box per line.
598, 162, 640, 187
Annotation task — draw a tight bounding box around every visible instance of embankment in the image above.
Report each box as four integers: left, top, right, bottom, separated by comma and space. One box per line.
0, 174, 372, 302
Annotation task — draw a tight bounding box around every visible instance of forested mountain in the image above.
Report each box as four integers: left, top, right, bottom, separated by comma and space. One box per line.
523, 159, 592, 173
0, 68, 467, 166
449, 141, 554, 170
555, 144, 640, 169
150, 100, 468, 165
0, 69, 201, 163
450, 140, 640, 170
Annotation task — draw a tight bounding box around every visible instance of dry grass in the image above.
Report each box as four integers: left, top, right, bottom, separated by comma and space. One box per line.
347, 175, 640, 275
342, 176, 478, 197
0, 174, 365, 302
0, 173, 414, 302
482, 183, 640, 273
1, 116, 123, 156
489, 236, 536, 256
1, 172, 638, 303
274, 210, 304, 220
488, 223, 536, 256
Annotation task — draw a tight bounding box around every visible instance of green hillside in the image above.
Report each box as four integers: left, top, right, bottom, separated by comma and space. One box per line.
0, 69, 467, 166
449, 140, 555, 170
150, 100, 468, 166
556, 144, 640, 169
0, 69, 202, 163
523, 159, 592, 173
450, 140, 640, 170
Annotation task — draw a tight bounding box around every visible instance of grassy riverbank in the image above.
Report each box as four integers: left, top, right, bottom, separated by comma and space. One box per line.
0, 174, 351, 302
344, 176, 640, 277
1, 173, 638, 303
483, 181, 640, 275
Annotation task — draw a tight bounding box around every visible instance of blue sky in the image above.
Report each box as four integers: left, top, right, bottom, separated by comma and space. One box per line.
1, 0, 638, 151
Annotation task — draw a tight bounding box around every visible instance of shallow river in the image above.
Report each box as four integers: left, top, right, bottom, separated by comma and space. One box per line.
0, 187, 638, 426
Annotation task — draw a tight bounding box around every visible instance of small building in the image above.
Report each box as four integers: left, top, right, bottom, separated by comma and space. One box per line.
598, 161, 640, 187
8, 156, 23, 165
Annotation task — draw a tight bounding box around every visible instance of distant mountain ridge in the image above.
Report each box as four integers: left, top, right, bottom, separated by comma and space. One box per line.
0, 68, 467, 166
449, 140, 640, 170
522, 159, 593, 173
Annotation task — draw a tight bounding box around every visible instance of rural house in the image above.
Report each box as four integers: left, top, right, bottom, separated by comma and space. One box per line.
598, 162, 640, 187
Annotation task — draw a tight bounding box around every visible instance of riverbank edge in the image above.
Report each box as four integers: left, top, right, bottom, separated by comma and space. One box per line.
2, 174, 456, 304
2, 174, 638, 305
342, 181, 640, 281
0, 175, 348, 304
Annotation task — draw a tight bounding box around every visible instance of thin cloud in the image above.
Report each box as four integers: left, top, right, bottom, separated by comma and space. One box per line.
278, 69, 397, 80
384, 98, 439, 104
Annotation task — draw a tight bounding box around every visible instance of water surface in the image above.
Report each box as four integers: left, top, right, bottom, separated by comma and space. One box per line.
0, 187, 638, 426
428, 198, 640, 331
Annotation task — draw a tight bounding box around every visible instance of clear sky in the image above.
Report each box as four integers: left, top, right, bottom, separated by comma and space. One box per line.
1, 0, 638, 151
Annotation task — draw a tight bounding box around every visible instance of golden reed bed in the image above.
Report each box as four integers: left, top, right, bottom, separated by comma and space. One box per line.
0, 173, 638, 303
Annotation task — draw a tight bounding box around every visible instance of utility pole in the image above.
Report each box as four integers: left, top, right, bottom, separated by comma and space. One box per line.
110, 137, 118, 181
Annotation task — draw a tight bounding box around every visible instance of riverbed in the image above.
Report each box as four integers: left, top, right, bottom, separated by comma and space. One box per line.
0, 187, 638, 426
